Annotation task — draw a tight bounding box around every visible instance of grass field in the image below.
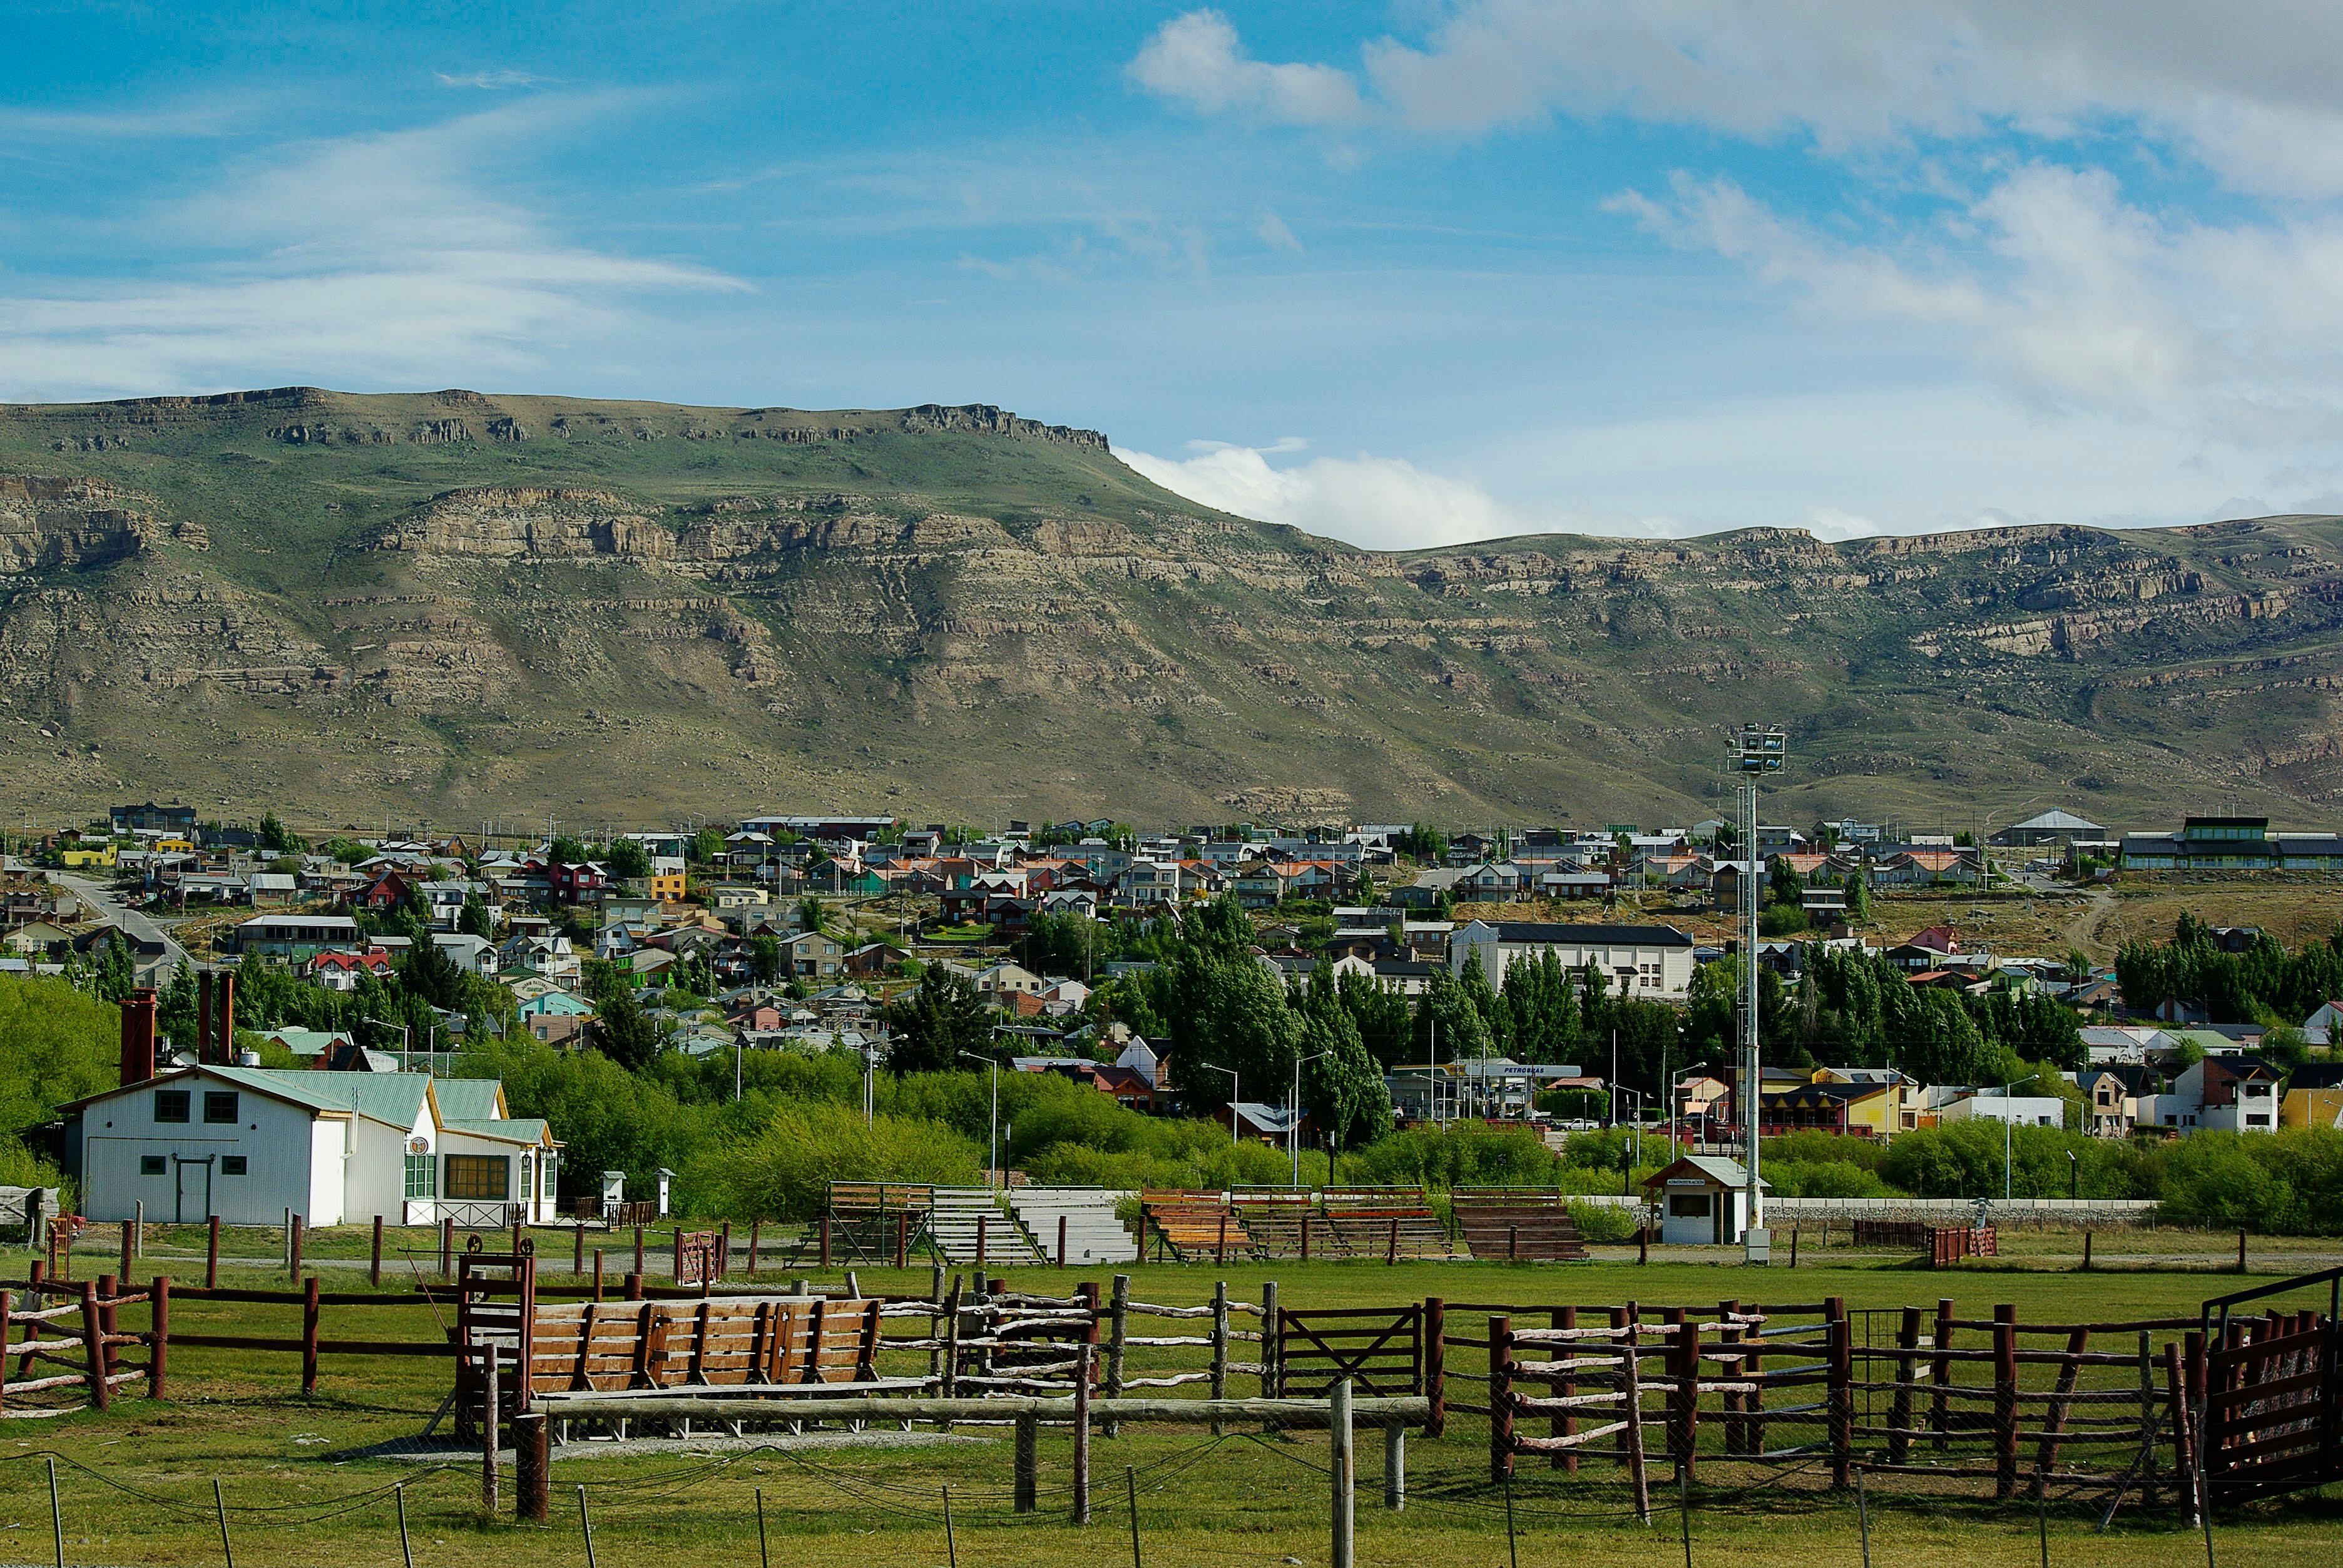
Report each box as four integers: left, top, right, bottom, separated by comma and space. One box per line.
2, 1229, 2339, 1566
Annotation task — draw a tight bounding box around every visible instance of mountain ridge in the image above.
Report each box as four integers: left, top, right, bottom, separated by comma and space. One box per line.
3, 387, 2340, 830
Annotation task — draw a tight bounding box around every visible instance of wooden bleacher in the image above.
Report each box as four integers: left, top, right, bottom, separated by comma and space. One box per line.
1317, 1187, 1460, 1260
528, 1295, 907, 1400
820, 1182, 934, 1264
1230, 1188, 1316, 1258
1140, 1190, 1253, 1261
1449, 1188, 1592, 1261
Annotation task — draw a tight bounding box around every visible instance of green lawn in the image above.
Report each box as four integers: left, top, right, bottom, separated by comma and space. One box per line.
1, 1238, 2336, 1566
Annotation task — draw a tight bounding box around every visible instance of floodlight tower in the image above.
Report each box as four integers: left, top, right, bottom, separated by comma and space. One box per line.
1730, 723, 1787, 1263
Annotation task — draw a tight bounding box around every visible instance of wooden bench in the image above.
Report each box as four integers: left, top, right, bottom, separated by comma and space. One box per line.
1141, 1191, 1253, 1261
1451, 1189, 1591, 1261
529, 1296, 909, 1398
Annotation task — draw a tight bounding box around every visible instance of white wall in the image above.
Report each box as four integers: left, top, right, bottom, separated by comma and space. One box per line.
79, 1082, 333, 1225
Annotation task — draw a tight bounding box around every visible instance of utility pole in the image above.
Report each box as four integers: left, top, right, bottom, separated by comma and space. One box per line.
1730, 723, 1787, 1264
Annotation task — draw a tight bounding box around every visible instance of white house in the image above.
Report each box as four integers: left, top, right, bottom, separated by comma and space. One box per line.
1940, 1089, 2066, 1130
64, 1066, 561, 1228
1449, 920, 1697, 1001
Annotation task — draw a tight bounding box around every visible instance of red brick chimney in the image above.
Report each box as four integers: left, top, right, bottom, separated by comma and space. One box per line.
197, 970, 213, 1064
119, 987, 158, 1086
214, 971, 237, 1064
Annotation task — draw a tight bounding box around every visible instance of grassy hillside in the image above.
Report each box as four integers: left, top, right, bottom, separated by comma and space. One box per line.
4, 387, 2342, 830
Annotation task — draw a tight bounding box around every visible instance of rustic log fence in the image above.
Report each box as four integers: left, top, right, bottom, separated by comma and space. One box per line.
0, 1268, 165, 1412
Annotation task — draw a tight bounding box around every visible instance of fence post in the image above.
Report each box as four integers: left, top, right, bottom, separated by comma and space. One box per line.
147, 1276, 170, 1398
817, 1215, 829, 1271
1216, 1209, 1228, 1268
625, 1272, 643, 1302
482, 1350, 501, 1516
441, 1217, 456, 1280
1210, 1280, 1230, 1436
1553, 1306, 1577, 1470
1621, 1313, 1651, 1524
1669, 1307, 1698, 1479
0, 1288, 11, 1412
371, 1216, 385, 1288
1423, 1297, 1446, 1438
1826, 1296, 1852, 1490
1717, 1300, 1742, 1457
96, 1274, 118, 1387
288, 1214, 304, 1280
1262, 1281, 1280, 1398
719, 1223, 732, 1281
78, 1281, 109, 1410
897, 1211, 911, 1270
1993, 1304, 2019, 1501
1073, 1341, 1093, 1525
206, 1215, 220, 1290
671, 1229, 684, 1284
302, 1275, 322, 1395
121, 1209, 135, 1280
1014, 1411, 1038, 1513
1057, 1214, 1068, 1269
2163, 1341, 2198, 1529
574, 1223, 586, 1278
1889, 1306, 1919, 1465
1930, 1298, 1955, 1452
1300, 1212, 1311, 1264
1105, 1273, 1131, 1437
1330, 1377, 1354, 1568
1387, 1215, 1399, 1266
514, 1412, 549, 1522
1489, 1314, 1514, 1483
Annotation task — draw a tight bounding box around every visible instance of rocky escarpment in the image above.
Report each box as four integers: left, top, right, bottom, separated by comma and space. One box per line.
0, 475, 202, 573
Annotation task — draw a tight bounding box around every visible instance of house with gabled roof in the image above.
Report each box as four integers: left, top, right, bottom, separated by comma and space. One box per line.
61, 1064, 561, 1228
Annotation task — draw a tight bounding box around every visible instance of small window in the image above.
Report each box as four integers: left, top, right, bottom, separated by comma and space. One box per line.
203, 1091, 240, 1124
140, 1154, 166, 1176
404, 1152, 435, 1199
154, 1089, 191, 1124
222, 1156, 248, 1176
443, 1154, 509, 1201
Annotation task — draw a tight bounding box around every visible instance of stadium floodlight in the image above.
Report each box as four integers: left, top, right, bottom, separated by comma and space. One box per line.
1725, 724, 1789, 1263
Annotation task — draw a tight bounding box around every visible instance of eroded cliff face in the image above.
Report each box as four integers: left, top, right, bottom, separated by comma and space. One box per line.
4, 387, 2343, 822
0, 476, 203, 573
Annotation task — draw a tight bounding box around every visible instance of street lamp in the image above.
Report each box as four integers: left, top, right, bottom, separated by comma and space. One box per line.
1202, 1063, 1240, 1146
1728, 721, 1787, 1262
960, 1047, 1002, 1189
1291, 1050, 1332, 1188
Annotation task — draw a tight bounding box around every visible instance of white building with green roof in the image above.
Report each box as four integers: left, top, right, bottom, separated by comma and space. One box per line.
62, 1066, 561, 1229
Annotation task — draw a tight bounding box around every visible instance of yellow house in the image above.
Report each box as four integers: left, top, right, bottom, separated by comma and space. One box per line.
646, 867, 688, 901
1815, 1066, 1927, 1136
155, 836, 197, 853
59, 843, 118, 868
2282, 1079, 2343, 1131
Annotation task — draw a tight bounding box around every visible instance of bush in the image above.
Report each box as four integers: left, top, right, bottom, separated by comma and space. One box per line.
1762, 1131, 1888, 1173
1766, 1160, 1895, 1198
1566, 1199, 1641, 1243
1758, 904, 1810, 937
1341, 1123, 1559, 1189
686, 1102, 981, 1220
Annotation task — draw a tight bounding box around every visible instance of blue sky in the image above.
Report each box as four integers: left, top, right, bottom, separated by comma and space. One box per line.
11, 3, 2343, 548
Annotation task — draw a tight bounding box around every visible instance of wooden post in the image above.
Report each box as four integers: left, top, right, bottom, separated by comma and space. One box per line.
2036, 1325, 2090, 1475
625, 1272, 643, 1302
1105, 1273, 1130, 1436
1489, 1314, 1515, 1483
302, 1275, 322, 1395
1387, 1216, 1399, 1266
0, 1288, 11, 1412
79, 1281, 109, 1410
512, 1216, 524, 1260
1889, 1306, 1920, 1465
441, 1217, 456, 1280
1422, 1297, 1445, 1437
2236, 1229, 2247, 1275
592, 1251, 605, 1301
1665, 1307, 1697, 1479
1382, 1422, 1406, 1512
1330, 1377, 1355, 1568
147, 1276, 170, 1398
719, 1222, 732, 1281
1826, 1296, 1852, 1490
671, 1228, 684, 1283
1992, 1304, 2019, 1500
1262, 1282, 1280, 1398
1553, 1306, 1578, 1471
1073, 1342, 1092, 1525
635, 1224, 648, 1277
1637, 1224, 1649, 1266
573, 1223, 586, 1277
19, 1260, 41, 1382
288, 1214, 304, 1280
371, 1216, 385, 1287
976, 1214, 988, 1268
1014, 1411, 1038, 1513
897, 1211, 911, 1270
482, 1350, 501, 1515
817, 1215, 829, 1271
1621, 1313, 1651, 1524
1930, 1298, 1956, 1452
120, 1214, 134, 1280
2163, 1341, 2199, 1529
1058, 1214, 1068, 1269
2081, 1229, 2092, 1271
1789, 1225, 1800, 1269
96, 1273, 118, 1386
1508, 1224, 1518, 1263
514, 1412, 549, 1522
1300, 1211, 1311, 1263
1210, 1281, 1230, 1436
206, 1215, 220, 1290
1216, 1209, 1228, 1267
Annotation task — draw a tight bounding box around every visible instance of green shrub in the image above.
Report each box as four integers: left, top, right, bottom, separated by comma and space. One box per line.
685, 1101, 981, 1220
1766, 1159, 1894, 1198
1340, 1122, 1559, 1189
1566, 1199, 1641, 1243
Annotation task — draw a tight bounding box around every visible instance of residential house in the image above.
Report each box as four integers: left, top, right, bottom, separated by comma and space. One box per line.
1450, 920, 1697, 1001
778, 929, 844, 980
235, 914, 364, 959
2281, 1064, 2343, 1131
1994, 808, 2106, 847
1939, 1089, 2066, 1131
1216, 1102, 1310, 1145
2145, 1055, 2282, 1134
973, 962, 1044, 997
844, 940, 909, 977
307, 949, 397, 992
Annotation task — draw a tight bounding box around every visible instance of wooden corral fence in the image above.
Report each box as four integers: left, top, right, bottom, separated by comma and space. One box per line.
2193, 1265, 2342, 1502
1447, 1293, 2235, 1518
0, 1268, 165, 1412
1850, 1219, 1934, 1250
1279, 1304, 1426, 1400
819, 1184, 935, 1268
1931, 1227, 1998, 1267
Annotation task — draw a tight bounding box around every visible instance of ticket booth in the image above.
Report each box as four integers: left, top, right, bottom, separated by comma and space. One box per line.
1643, 1154, 1768, 1246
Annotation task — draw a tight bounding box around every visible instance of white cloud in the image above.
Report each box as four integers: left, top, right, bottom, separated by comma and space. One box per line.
435, 69, 544, 91
1136, 3, 2343, 199
1128, 11, 1364, 127
0, 104, 743, 400
1117, 440, 1523, 550
1615, 165, 2343, 444
1255, 208, 1303, 253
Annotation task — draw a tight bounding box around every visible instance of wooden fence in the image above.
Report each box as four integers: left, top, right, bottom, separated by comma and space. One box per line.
0, 1270, 164, 1412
